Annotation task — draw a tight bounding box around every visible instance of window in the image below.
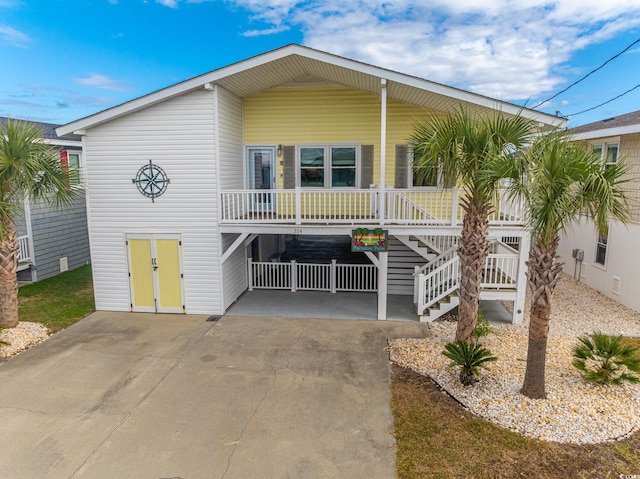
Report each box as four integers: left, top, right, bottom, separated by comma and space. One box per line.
412, 164, 438, 187
591, 139, 619, 169
68, 153, 81, 185
60, 150, 81, 185
595, 229, 608, 266
300, 147, 325, 187
409, 150, 449, 188
605, 143, 618, 168
331, 147, 356, 187
298, 145, 358, 187
592, 144, 603, 160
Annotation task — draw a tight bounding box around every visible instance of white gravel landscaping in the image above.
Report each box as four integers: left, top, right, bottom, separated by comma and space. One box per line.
0, 322, 50, 360
389, 273, 640, 444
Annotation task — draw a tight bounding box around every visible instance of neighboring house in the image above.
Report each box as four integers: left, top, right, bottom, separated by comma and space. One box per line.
56, 44, 565, 322
1, 117, 91, 282
560, 110, 640, 312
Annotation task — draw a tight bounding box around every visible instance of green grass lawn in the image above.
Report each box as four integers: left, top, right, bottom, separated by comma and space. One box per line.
18, 264, 95, 332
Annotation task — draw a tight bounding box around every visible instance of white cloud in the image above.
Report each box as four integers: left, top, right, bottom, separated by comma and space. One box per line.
72, 72, 132, 92
242, 25, 290, 37
157, 0, 178, 7
0, 24, 29, 47
225, 0, 640, 101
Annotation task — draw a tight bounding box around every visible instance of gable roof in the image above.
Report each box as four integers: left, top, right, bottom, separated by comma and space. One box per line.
57, 44, 566, 136
570, 109, 640, 140
1, 116, 81, 147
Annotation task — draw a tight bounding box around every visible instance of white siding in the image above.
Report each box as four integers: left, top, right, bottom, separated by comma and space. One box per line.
559, 218, 640, 313
84, 89, 221, 314
217, 86, 244, 190
221, 234, 248, 310
216, 85, 247, 309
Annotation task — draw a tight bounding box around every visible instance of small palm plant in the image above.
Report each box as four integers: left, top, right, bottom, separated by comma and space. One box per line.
443, 340, 497, 386
572, 332, 640, 385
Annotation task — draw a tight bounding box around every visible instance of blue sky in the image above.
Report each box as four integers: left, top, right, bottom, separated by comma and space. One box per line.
1, 0, 640, 128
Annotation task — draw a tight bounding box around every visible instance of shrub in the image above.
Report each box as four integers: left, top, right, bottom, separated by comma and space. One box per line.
443, 340, 497, 386
572, 331, 640, 386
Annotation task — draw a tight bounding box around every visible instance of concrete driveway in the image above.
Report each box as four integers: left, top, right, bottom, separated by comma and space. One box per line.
0, 311, 425, 479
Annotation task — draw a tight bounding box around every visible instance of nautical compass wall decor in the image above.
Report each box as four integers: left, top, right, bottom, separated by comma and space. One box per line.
132, 160, 170, 202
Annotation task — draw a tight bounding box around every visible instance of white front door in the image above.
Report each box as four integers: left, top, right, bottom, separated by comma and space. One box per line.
247, 147, 276, 212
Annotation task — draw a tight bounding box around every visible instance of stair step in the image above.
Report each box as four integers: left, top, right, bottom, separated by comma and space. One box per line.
419, 295, 460, 323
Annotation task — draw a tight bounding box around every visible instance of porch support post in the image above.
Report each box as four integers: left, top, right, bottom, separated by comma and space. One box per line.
291, 260, 297, 292
330, 259, 337, 293
379, 78, 387, 225
377, 251, 388, 320
364, 251, 380, 268
247, 258, 253, 291
512, 233, 531, 324
451, 187, 459, 226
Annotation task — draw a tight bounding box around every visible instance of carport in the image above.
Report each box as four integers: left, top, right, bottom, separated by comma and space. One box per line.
226, 289, 418, 321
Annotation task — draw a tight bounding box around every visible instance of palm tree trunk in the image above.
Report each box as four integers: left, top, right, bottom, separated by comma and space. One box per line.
0, 218, 20, 329
521, 235, 563, 399
456, 198, 490, 343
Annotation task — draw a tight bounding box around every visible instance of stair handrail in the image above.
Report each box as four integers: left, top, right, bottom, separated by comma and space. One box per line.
414, 235, 459, 255
387, 190, 434, 222
416, 255, 460, 315
413, 244, 458, 277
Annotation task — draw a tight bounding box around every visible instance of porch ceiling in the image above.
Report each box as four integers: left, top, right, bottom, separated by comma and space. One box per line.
213, 54, 548, 123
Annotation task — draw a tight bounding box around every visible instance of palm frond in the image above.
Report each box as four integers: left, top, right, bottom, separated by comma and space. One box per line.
0, 119, 79, 222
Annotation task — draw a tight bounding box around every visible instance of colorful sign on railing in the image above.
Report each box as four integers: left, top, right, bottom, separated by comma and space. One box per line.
351, 228, 388, 252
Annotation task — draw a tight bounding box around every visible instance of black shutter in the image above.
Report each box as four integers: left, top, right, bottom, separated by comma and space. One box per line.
283, 146, 295, 189
360, 145, 374, 188
395, 144, 408, 188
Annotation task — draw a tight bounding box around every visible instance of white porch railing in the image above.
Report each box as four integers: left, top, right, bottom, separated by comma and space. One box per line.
247, 258, 377, 293
18, 235, 31, 263
482, 254, 518, 289
221, 189, 376, 224
220, 188, 524, 226
416, 252, 518, 315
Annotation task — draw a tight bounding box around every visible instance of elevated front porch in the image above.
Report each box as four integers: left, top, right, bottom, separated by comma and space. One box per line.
219, 187, 524, 228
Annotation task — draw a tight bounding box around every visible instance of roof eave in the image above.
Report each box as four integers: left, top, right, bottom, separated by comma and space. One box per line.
56, 44, 565, 136
571, 124, 640, 140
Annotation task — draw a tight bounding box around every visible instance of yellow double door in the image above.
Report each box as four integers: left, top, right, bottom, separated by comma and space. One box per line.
127, 234, 184, 313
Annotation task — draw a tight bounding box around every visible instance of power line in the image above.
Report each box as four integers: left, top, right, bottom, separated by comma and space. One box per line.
567, 83, 640, 117
532, 36, 640, 109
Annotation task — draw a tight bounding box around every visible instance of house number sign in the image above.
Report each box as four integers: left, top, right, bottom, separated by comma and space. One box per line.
132, 160, 170, 202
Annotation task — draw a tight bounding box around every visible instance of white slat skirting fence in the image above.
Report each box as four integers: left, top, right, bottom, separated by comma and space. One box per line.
247, 258, 377, 293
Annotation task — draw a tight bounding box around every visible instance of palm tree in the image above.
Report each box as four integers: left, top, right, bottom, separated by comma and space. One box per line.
0, 119, 78, 328
490, 130, 631, 399
410, 107, 535, 343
